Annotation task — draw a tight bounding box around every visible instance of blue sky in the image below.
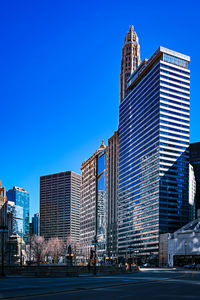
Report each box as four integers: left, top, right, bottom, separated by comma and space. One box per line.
0, 0, 199, 218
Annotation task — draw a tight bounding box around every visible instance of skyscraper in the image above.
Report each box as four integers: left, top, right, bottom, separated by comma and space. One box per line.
7, 186, 30, 243
118, 46, 191, 259
190, 142, 200, 216
31, 213, 40, 235
106, 130, 119, 257
40, 171, 81, 241
7, 201, 23, 236
80, 141, 106, 260
120, 25, 141, 103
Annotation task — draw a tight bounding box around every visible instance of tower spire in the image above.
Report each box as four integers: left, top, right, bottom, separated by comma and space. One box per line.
120, 25, 141, 103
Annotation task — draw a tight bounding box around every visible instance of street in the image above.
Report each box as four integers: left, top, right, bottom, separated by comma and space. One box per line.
0, 268, 200, 299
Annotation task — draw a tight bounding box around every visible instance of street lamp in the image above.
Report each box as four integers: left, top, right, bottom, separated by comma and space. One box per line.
128, 245, 134, 272
184, 241, 187, 264
20, 229, 23, 266
134, 250, 139, 267
92, 236, 98, 276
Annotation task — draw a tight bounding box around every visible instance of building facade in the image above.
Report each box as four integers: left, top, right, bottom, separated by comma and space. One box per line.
120, 25, 141, 103
0, 181, 7, 228
159, 233, 169, 266
0, 181, 8, 264
80, 141, 106, 260
168, 218, 200, 267
6, 186, 29, 243
40, 171, 81, 241
118, 47, 191, 259
190, 142, 200, 216
189, 164, 196, 221
106, 130, 119, 258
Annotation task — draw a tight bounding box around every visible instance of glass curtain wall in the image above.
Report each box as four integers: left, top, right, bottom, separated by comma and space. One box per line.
118, 47, 190, 260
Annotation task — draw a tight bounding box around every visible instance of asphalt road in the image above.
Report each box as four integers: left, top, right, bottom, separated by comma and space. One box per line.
0, 268, 200, 300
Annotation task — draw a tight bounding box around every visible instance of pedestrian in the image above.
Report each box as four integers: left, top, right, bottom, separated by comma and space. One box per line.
125, 262, 129, 271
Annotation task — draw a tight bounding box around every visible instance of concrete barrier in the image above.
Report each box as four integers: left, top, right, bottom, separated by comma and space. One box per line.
3, 265, 135, 277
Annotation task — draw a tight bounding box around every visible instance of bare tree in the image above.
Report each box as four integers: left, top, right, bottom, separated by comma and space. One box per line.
31, 235, 47, 265
47, 237, 64, 264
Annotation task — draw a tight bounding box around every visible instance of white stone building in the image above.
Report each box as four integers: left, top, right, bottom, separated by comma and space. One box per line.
168, 217, 200, 266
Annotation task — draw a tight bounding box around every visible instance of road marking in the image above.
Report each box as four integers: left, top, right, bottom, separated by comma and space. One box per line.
1, 275, 186, 299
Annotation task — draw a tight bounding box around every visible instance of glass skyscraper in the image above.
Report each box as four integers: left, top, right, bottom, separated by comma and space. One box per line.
31, 213, 40, 235
7, 187, 30, 243
118, 47, 191, 258
7, 201, 23, 236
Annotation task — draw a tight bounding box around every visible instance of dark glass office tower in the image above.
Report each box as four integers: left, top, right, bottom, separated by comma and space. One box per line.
118, 47, 191, 258
190, 142, 200, 215
31, 213, 40, 235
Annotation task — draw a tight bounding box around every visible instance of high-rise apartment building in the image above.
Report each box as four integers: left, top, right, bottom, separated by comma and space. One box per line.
120, 25, 141, 103
7, 186, 30, 243
118, 46, 191, 258
190, 142, 200, 215
80, 141, 106, 260
106, 130, 119, 257
40, 171, 81, 241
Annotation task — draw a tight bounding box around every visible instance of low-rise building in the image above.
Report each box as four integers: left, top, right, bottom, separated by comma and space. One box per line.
168, 215, 200, 267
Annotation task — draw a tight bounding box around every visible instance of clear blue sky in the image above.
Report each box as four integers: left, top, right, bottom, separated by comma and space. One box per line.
0, 0, 199, 218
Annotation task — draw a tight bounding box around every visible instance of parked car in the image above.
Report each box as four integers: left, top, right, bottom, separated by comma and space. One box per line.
195, 264, 200, 270
142, 263, 150, 267
183, 264, 195, 269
